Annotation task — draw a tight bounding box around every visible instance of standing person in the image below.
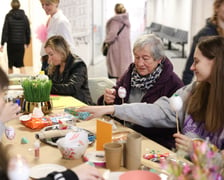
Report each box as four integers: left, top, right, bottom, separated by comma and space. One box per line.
78, 36, 224, 150
0, 0, 31, 74
44, 35, 93, 105
39, 0, 75, 71
182, 0, 224, 85
98, 34, 184, 149
104, 3, 132, 79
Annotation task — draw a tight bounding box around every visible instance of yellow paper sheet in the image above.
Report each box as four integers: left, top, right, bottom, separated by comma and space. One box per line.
51, 95, 86, 109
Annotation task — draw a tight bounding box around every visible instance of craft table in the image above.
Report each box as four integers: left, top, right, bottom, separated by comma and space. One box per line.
2, 95, 176, 177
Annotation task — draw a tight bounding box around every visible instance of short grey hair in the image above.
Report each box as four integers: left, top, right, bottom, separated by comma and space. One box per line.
133, 34, 165, 61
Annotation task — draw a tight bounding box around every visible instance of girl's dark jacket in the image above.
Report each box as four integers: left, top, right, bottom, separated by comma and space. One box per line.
48, 53, 93, 105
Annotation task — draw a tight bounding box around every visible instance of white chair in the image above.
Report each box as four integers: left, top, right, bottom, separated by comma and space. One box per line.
88, 77, 115, 104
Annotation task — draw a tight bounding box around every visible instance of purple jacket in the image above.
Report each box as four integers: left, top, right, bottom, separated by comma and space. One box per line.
98, 57, 183, 104
98, 57, 184, 149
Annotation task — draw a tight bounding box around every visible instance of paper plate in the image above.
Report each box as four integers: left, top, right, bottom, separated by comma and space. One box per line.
30, 163, 66, 179
83, 151, 105, 167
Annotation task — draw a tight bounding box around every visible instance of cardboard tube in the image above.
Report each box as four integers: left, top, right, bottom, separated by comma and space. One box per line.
35, 129, 72, 139
125, 133, 142, 170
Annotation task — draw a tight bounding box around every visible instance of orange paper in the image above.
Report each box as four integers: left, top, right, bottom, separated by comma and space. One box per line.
96, 120, 112, 150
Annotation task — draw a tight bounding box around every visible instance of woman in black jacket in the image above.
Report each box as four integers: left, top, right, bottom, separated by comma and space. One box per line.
0, 0, 31, 74
44, 35, 93, 105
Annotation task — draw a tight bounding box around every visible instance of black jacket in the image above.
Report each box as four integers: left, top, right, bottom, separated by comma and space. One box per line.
182, 18, 218, 85
48, 53, 93, 105
1, 9, 31, 45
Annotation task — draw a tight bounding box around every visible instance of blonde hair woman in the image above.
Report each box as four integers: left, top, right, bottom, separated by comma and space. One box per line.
44, 36, 93, 105
39, 0, 75, 71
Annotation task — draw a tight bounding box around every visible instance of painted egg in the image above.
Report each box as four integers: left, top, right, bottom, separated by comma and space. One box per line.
5, 126, 15, 140
169, 94, 183, 111
118, 86, 127, 99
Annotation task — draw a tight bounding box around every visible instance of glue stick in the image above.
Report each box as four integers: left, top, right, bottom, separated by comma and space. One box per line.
34, 140, 40, 158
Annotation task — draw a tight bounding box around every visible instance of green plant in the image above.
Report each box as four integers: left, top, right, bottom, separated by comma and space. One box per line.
22, 76, 52, 102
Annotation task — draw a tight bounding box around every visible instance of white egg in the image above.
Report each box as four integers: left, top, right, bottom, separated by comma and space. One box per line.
118, 86, 127, 99
169, 95, 183, 111
5, 126, 15, 140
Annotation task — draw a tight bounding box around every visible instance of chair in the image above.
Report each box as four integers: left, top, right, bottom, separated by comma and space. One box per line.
145, 22, 162, 34
88, 77, 115, 104
166, 29, 188, 58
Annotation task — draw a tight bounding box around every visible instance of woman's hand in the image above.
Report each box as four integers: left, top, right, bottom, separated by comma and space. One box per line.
0, 101, 21, 123
173, 133, 192, 152
71, 163, 104, 180
76, 105, 115, 120
103, 88, 116, 104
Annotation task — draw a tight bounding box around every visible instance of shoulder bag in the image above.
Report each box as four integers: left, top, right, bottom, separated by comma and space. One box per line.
102, 24, 126, 56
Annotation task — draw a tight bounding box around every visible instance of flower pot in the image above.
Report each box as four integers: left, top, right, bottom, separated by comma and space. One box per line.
22, 100, 52, 114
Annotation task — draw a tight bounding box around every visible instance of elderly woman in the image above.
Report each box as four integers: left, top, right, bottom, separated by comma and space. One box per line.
44, 35, 93, 105
98, 34, 184, 149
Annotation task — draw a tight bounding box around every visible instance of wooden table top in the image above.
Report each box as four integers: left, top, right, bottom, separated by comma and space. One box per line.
1, 95, 180, 177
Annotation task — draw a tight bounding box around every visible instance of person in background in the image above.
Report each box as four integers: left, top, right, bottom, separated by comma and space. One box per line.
182, 0, 224, 85
39, 0, 75, 71
98, 34, 184, 149
44, 35, 93, 105
0, 0, 31, 74
78, 36, 224, 150
104, 3, 132, 79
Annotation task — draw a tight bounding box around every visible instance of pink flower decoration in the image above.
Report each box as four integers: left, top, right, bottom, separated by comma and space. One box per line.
35, 24, 47, 43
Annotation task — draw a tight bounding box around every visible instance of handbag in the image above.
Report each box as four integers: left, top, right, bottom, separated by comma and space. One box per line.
102, 42, 109, 56
102, 24, 126, 56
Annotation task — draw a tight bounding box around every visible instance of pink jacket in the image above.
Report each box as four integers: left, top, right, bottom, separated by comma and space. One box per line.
105, 13, 133, 78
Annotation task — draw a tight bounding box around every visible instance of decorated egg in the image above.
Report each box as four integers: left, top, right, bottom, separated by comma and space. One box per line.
5, 126, 15, 140
169, 94, 183, 111
118, 86, 127, 99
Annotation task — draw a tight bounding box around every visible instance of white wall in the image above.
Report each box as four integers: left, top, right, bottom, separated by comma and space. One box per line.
0, 0, 215, 72
29, 0, 48, 73
146, 0, 191, 30
104, 0, 147, 44
145, 0, 214, 52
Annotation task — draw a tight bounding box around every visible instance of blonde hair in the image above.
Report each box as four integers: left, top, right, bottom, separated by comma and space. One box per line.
114, 3, 126, 14
40, 0, 59, 4
44, 35, 70, 75
11, 0, 20, 9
